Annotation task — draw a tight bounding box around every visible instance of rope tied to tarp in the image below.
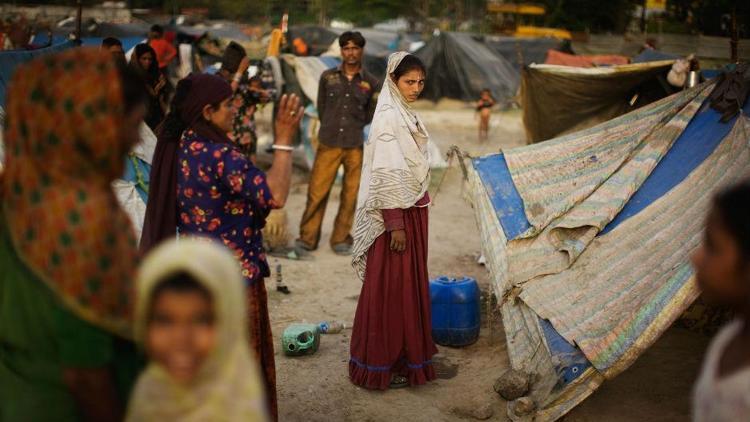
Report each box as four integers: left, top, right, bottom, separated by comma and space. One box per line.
429, 145, 472, 205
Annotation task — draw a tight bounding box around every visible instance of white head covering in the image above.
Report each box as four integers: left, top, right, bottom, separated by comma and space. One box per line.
351, 52, 431, 279
127, 238, 268, 422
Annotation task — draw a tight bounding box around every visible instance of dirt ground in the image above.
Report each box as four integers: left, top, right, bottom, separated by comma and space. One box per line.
261, 107, 711, 421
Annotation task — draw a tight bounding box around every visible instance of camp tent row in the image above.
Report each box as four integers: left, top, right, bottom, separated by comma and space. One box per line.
464, 77, 750, 420
415, 31, 561, 102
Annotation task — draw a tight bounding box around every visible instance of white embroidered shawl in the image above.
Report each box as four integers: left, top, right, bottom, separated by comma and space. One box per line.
351, 52, 431, 280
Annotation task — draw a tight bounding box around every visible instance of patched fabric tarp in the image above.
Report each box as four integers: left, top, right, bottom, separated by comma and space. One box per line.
0, 41, 77, 107
521, 60, 675, 143
465, 83, 750, 421
544, 49, 629, 67
416, 32, 519, 102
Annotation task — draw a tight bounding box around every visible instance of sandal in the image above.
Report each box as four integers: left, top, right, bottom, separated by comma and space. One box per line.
389, 375, 409, 389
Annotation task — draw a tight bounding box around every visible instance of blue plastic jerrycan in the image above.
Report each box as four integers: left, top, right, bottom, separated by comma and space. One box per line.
429, 276, 481, 347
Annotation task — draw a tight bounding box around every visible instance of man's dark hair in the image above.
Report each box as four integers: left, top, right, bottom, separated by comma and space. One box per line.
392, 54, 426, 81
101, 37, 122, 49
220, 41, 247, 74
339, 31, 365, 48
150, 24, 164, 36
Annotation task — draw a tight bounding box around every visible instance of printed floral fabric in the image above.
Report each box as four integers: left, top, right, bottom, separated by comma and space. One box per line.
177, 130, 276, 284
230, 84, 259, 156
1, 48, 139, 338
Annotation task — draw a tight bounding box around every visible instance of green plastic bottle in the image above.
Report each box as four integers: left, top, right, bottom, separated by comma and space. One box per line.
281, 323, 320, 356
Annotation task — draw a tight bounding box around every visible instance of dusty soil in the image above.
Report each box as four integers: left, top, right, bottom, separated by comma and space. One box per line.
261, 108, 711, 421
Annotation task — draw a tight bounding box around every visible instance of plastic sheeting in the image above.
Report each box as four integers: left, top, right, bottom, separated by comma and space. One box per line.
522, 61, 675, 143
466, 90, 750, 421
416, 32, 519, 102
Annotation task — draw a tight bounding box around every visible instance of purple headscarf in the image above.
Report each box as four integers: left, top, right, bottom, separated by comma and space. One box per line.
140, 73, 233, 252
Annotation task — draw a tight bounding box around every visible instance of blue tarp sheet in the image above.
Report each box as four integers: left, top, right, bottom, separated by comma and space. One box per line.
0, 41, 77, 107
80, 37, 145, 53
632, 49, 679, 63
474, 95, 750, 240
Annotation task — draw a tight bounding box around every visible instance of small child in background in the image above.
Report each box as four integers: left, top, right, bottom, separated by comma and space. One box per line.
126, 239, 268, 422
476, 89, 495, 142
691, 180, 750, 422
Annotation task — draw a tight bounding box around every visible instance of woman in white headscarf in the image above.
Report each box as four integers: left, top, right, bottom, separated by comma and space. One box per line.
349, 52, 438, 390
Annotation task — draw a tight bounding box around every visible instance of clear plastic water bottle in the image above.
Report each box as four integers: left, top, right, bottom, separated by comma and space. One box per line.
318, 321, 346, 334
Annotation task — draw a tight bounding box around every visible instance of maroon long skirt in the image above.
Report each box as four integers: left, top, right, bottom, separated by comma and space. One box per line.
246, 280, 278, 421
349, 205, 438, 390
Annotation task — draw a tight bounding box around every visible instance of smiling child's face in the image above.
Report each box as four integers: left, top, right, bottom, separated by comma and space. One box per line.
147, 288, 216, 384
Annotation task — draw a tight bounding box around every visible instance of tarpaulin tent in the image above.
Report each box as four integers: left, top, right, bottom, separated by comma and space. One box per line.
464, 82, 750, 421
416, 31, 519, 102
0, 40, 77, 108
521, 60, 675, 143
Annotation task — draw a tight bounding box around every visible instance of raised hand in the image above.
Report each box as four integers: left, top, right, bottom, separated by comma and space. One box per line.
274, 94, 304, 147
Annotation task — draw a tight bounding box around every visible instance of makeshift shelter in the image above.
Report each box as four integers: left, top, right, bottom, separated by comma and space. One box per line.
521, 60, 676, 143
464, 82, 750, 421
416, 32, 518, 102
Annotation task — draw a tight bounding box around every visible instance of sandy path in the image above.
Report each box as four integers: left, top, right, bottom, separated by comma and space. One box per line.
262, 108, 709, 421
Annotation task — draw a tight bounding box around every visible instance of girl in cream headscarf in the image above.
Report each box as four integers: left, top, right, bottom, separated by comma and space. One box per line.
349, 52, 438, 390
127, 238, 268, 421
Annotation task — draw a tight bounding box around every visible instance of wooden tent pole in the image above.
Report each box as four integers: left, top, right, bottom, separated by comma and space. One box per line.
75, 0, 83, 41
730, 7, 738, 63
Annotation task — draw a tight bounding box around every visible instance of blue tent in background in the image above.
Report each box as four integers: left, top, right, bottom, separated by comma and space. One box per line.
80, 37, 145, 53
